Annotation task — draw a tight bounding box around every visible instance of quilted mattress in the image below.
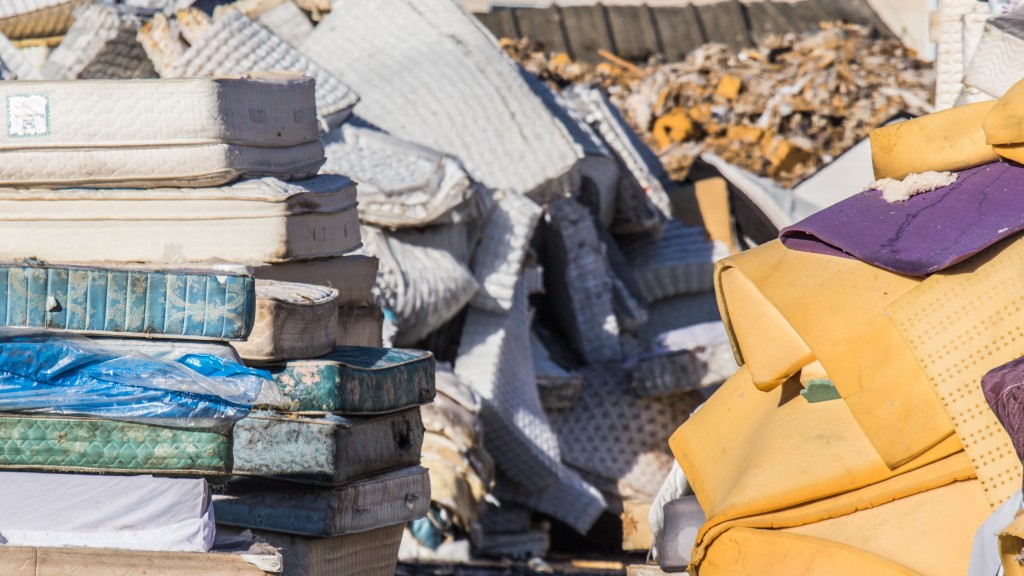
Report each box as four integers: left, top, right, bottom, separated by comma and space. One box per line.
197, 255, 377, 308
41, 4, 156, 80
166, 10, 358, 127
0, 0, 87, 40
234, 524, 404, 576
231, 280, 338, 364
618, 220, 720, 303
0, 414, 229, 476
90, 337, 242, 363
0, 75, 325, 188
301, 0, 580, 199
0, 262, 255, 341
213, 465, 432, 537
0, 175, 359, 263
233, 409, 425, 485
321, 122, 479, 229
0, 30, 41, 80
337, 305, 384, 348
0, 544, 282, 576
964, 12, 1024, 98
265, 346, 435, 414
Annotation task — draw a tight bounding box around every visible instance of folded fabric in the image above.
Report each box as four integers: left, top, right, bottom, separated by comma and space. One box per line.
886, 234, 1024, 507
781, 162, 1024, 276
715, 241, 951, 467
0, 472, 213, 552
983, 357, 1024, 464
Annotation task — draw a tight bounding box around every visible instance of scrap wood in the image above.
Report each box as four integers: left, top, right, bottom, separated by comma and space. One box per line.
505, 22, 933, 188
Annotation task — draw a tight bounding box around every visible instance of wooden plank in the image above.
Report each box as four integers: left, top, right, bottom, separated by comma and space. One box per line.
512, 7, 569, 52
693, 0, 753, 52
474, 7, 519, 41
560, 5, 613, 63
651, 5, 706, 61
606, 5, 660, 61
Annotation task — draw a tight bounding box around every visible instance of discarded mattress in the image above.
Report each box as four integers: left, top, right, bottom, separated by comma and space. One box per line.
470, 191, 543, 313
935, 0, 990, 110
180, 255, 378, 308
0, 543, 282, 576
322, 122, 480, 229
300, 0, 579, 199
618, 220, 719, 303
336, 305, 384, 348
362, 224, 478, 347
0, 30, 41, 80
252, 0, 314, 48
0, 75, 325, 188
780, 162, 1024, 276
0, 472, 214, 552
89, 336, 242, 363
0, 262, 255, 341
0, 0, 87, 40
629, 322, 737, 398
231, 280, 338, 364
636, 291, 721, 345
41, 4, 156, 80
233, 409, 424, 485
531, 333, 582, 411
213, 465, 431, 537
221, 524, 404, 576
265, 346, 435, 414
0, 176, 360, 263
166, 10, 358, 127
0, 414, 229, 476
965, 11, 1024, 99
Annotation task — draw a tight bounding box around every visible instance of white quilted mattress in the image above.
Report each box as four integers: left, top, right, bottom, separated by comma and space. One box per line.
0, 75, 325, 188
300, 0, 580, 199
964, 13, 1024, 98
0, 30, 40, 80
167, 10, 358, 128
41, 4, 156, 80
0, 0, 86, 40
0, 175, 360, 263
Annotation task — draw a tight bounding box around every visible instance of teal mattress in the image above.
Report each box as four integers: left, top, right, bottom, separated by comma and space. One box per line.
0, 414, 230, 476
0, 262, 255, 341
265, 346, 435, 413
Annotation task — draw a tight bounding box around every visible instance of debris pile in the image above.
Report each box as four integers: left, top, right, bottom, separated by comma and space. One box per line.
505, 23, 934, 188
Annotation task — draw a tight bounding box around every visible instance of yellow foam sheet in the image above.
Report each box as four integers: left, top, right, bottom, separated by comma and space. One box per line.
984, 77, 1024, 146
888, 234, 1024, 508
869, 101, 998, 180
703, 479, 987, 576
670, 367, 963, 530
714, 240, 953, 467
685, 448, 977, 571
693, 176, 736, 252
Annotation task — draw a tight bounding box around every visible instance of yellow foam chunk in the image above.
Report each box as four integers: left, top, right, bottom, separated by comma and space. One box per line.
671, 367, 963, 529
685, 446, 976, 571
985, 77, 1024, 146
693, 177, 736, 252
1001, 515, 1024, 576
715, 241, 953, 466
994, 143, 1024, 165
701, 528, 919, 576
870, 101, 998, 180
888, 233, 1024, 508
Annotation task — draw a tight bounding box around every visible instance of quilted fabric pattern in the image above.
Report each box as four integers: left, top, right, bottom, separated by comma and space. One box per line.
964, 14, 1024, 98
301, 0, 579, 199
618, 220, 717, 303
213, 466, 431, 537
167, 10, 358, 127
247, 524, 403, 576
0, 0, 86, 40
266, 346, 435, 414
0, 414, 229, 475
41, 4, 156, 80
0, 263, 256, 341
469, 191, 543, 313
230, 280, 338, 364
0, 30, 40, 80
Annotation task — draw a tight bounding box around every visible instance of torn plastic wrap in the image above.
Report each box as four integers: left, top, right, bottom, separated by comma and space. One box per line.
0, 333, 277, 431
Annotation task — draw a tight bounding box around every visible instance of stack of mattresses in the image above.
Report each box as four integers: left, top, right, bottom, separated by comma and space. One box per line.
217, 345, 437, 576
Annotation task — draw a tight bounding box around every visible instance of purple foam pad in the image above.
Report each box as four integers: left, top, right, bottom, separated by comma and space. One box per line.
983, 356, 1024, 463
780, 162, 1024, 276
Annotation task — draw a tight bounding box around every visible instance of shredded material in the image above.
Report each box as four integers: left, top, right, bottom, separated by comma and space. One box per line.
871, 171, 958, 203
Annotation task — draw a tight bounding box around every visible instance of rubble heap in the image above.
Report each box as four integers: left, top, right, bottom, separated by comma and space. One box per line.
505, 23, 934, 188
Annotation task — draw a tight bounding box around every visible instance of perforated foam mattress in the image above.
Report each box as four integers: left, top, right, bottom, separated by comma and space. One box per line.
0, 262, 255, 341
0, 175, 360, 263
0, 414, 229, 476
213, 466, 431, 537
265, 346, 435, 414
233, 409, 425, 485
0, 75, 325, 188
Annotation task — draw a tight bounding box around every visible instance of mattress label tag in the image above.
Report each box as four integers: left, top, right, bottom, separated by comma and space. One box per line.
7, 94, 49, 138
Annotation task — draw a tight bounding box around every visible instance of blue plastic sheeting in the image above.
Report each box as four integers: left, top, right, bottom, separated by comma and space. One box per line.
0, 334, 271, 431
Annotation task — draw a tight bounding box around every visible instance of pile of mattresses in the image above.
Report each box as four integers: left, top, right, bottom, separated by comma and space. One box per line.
654, 74, 1024, 576
0, 0, 739, 562
0, 71, 433, 576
